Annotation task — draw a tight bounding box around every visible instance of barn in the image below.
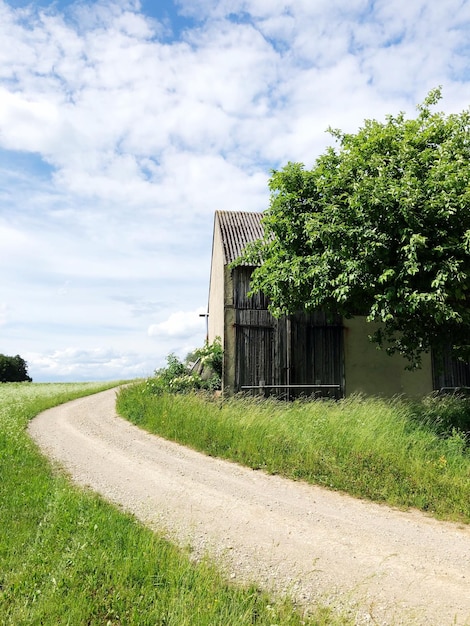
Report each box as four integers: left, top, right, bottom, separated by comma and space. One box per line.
207, 210, 470, 398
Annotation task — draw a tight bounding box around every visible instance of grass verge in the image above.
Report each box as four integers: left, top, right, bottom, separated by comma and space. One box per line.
1, 382, 345, 625
117, 385, 470, 523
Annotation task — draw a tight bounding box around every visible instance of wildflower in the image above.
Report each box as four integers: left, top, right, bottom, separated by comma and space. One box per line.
437, 455, 447, 470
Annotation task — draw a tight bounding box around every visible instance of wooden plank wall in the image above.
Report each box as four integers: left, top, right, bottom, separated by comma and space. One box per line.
289, 312, 344, 397
232, 268, 344, 398
432, 349, 470, 390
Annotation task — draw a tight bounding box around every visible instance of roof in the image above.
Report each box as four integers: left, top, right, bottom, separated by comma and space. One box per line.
215, 210, 264, 265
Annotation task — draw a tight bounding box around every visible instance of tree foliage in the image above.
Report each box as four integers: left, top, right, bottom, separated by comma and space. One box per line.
240, 89, 470, 366
0, 354, 32, 382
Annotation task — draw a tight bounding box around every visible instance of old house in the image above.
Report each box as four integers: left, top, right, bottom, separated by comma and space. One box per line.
207, 210, 470, 398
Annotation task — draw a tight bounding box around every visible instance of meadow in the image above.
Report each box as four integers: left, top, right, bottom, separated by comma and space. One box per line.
0, 382, 343, 626
117, 385, 470, 523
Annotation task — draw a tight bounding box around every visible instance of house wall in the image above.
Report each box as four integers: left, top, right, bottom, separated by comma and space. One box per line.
343, 317, 434, 397
207, 220, 226, 346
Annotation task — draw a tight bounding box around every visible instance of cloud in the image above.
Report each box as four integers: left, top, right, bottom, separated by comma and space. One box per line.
2, 0, 467, 210
25, 346, 153, 382
0, 3, 280, 215
148, 307, 207, 339
0, 89, 60, 153
0, 303, 9, 327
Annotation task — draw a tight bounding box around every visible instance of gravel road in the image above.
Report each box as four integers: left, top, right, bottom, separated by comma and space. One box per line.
28, 388, 470, 625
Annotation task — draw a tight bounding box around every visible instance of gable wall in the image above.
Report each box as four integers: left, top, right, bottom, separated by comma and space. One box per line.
208, 219, 226, 346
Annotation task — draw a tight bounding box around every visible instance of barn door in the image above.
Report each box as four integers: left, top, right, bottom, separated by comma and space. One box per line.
235, 312, 275, 394
289, 312, 344, 398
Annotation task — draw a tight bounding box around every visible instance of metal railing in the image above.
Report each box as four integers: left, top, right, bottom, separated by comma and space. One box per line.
240, 384, 341, 390
240, 383, 342, 400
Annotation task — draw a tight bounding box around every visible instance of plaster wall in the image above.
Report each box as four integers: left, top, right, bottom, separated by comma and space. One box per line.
207, 235, 236, 392
343, 317, 434, 397
207, 222, 226, 345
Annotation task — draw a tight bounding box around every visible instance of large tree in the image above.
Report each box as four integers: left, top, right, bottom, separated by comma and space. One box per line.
241, 89, 470, 367
0, 354, 32, 382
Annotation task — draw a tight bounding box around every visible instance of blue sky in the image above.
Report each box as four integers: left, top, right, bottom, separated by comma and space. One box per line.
1, 0, 470, 382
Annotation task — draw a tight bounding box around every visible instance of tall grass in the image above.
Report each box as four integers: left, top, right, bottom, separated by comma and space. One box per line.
1, 382, 343, 625
117, 386, 470, 523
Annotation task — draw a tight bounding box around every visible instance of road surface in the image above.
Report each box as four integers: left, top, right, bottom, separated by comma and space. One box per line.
28, 388, 470, 625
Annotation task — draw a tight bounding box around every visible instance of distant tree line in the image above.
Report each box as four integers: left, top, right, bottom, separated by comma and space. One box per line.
0, 354, 32, 382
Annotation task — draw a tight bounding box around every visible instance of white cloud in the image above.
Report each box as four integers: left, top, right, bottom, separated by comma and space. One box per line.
148, 307, 207, 339
0, 5, 279, 212
2, 0, 465, 207
0, 88, 60, 152
0, 303, 9, 326
25, 347, 153, 382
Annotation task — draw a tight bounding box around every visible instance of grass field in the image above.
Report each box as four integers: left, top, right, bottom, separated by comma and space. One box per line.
117, 385, 470, 523
1, 382, 344, 626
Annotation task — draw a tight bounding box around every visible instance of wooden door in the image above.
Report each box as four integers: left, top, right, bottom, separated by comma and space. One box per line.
235, 310, 275, 394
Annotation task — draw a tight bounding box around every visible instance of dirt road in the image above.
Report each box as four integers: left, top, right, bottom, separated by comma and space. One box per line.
28, 388, 470, 625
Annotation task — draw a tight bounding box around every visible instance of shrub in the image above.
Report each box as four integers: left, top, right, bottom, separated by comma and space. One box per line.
145, 339, 223, 395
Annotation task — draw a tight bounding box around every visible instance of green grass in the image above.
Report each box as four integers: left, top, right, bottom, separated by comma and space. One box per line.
1, 382, 345, 626
117, 385, 470, 523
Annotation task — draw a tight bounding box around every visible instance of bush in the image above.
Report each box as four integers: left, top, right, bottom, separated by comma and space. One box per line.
145, 339, 222, 395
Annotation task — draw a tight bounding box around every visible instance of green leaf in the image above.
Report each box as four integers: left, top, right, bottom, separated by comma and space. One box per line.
234, 89, 470, 366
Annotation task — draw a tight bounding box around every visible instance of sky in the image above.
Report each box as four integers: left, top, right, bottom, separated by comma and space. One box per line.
1, 0, 470, 382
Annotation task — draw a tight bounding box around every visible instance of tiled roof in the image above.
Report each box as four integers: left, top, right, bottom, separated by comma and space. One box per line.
216, 210, 264, 265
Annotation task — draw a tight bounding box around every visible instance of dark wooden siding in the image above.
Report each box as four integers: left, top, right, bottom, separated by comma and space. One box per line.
289, 312, 343, 397
232, 269, 344, 398
235, 310, 275, 390
233, 267, 270, 310
432, 349, 470, 391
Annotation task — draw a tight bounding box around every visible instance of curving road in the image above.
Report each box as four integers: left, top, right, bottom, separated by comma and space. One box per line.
29, 388, 470, 626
